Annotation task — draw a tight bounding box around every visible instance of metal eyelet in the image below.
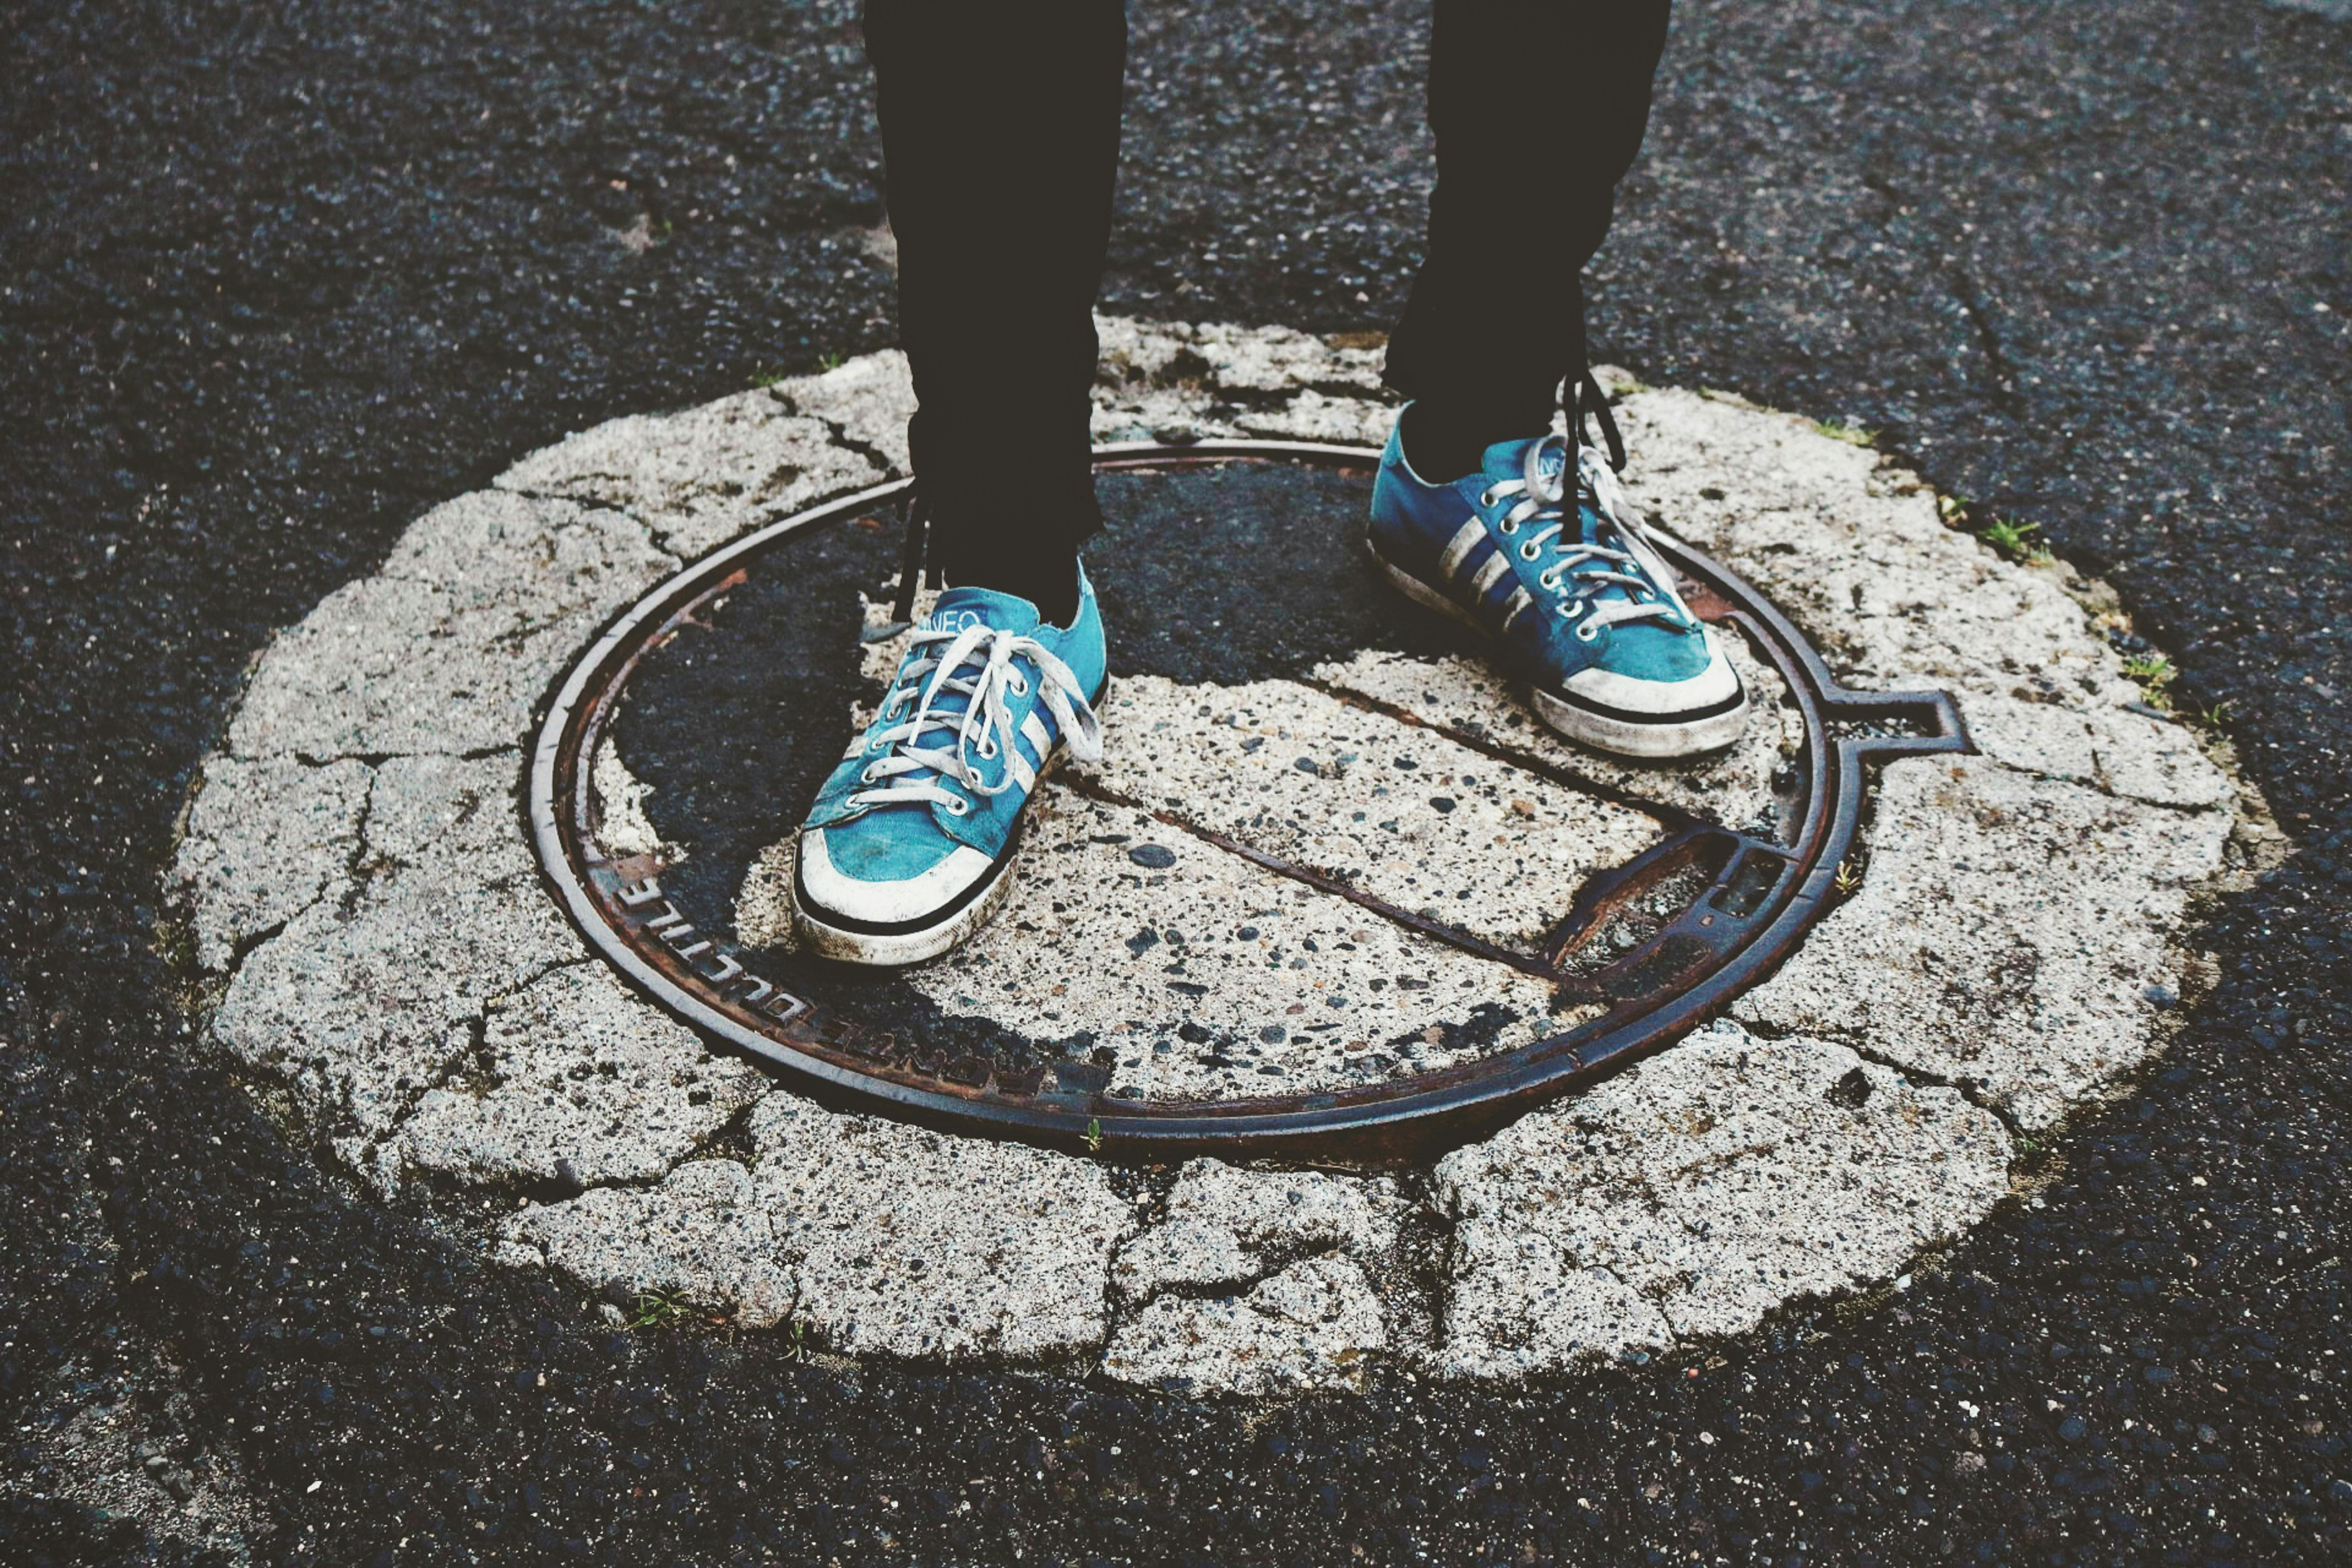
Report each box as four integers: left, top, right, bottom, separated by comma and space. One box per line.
1478, 488, 1500, 509
947, 797, 970, 816
1519, 542, 1540, 561
1008, 675, 1028, 696
977, 740, 997, 759
1576, 622, 1601, 643
859, 764, 880, 784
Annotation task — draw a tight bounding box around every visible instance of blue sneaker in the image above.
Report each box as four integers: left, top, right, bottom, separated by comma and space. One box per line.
1365, 416, 1747, 758
791, 567, 1107, 965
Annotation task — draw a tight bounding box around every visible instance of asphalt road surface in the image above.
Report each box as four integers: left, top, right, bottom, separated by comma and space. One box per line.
4, 0, 2349, 1561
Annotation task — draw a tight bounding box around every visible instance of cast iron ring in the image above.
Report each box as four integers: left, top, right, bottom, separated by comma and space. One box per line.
528, 441, 1969, 1161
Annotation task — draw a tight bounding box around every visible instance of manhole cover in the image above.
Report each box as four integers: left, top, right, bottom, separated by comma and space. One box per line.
532, 441, 1967, 1158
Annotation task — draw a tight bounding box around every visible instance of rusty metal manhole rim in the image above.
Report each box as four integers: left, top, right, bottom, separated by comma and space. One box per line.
527, 439, 1968, 1160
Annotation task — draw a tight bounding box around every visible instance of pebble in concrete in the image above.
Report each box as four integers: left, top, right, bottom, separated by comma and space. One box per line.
736, 792, 1569, 1102
493, 387, 883, 561
176, 756, 370, 971
394, 962, 768, 1188
1433, 1023, 2012, 1378
1733, 755, 2232, 1129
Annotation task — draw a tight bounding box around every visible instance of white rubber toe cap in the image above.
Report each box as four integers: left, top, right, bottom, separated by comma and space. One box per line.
1559, 628, 1742, 717
795, 826, 996, 926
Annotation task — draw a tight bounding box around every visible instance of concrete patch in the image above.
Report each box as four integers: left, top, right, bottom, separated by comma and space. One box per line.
179, 320, 2246, 1395
1089, 672, 1665, 944
212, 755, 577, 1137
1104, 1253, 1389, 1396
589, 735, 678, 861
494, 387, 883, 559
749, 1096, 1133, 1361
765, 350, 916, 474
1310, 633, 1794, 830
502, 1095, 1137, 1360
175, 755, 371, 970
228, 492, 674, 759
395, 962, 768, 1188
501, 1159, 798, 1329
1733, 755, 2232, 1128
1434, 1024, 2011, 1376
1112, 1158, 1405, 1303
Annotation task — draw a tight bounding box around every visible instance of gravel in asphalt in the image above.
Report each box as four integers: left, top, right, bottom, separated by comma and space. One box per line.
3, 0, 2348, 1561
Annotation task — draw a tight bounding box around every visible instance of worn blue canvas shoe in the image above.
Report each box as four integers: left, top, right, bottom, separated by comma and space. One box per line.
1365, 417, 1746, 758
791, 567, 1107, 965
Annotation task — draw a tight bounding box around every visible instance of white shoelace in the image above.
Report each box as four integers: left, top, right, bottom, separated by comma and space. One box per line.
1480, 434, 1696, 641
845, 621, 1103, 817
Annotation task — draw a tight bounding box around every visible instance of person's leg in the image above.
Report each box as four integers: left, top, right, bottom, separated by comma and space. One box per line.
787, 5, 1125, 966
1367, 1, 1747, 761
1384, 0, 1672, 481
865, 0, 1128, 623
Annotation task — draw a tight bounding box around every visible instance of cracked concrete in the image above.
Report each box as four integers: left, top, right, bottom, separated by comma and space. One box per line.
1111, 1159, 1406, 1305
1732, 754, 2233, 1129
228, 491, 676, 759
1104, 1253, 1391, 1397
1434, 1023, 2013, 1378
177, 756, 371, 971
174, 322, 2245, 1392
493, 387, 884, 560
394, 962, 768, 1188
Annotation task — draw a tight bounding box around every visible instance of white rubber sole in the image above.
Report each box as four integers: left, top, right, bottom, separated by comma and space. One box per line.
790, 840, 1022, 966
1363, 532, 1748, 761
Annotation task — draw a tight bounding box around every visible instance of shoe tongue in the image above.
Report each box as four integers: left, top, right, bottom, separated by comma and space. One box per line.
926, 585, 1041, 637
1478, 435, 1567, 487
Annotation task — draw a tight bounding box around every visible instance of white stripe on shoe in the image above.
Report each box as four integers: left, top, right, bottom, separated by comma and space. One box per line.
1438, 518, 1487, 581
1468, 549, 1514, 601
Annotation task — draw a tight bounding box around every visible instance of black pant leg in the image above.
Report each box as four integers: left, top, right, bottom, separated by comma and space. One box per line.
863, 0, 1128, 600
1384, 0, 1672, 437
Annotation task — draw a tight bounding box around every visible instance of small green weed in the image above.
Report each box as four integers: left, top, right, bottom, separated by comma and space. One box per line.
626, 1287, 694, 1332
2121, 652, 2179, 712
1085, 1117, 1104, 1155
1813, 419, 1877, 448
1980, 516, 2041, 560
